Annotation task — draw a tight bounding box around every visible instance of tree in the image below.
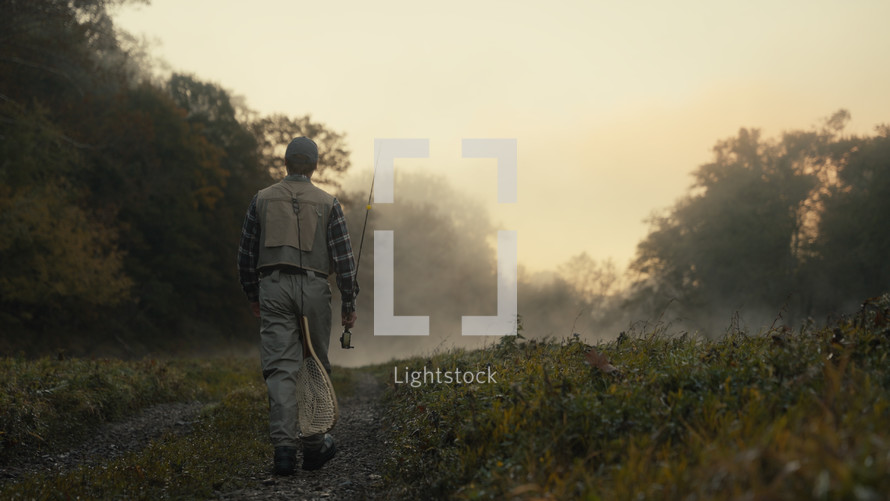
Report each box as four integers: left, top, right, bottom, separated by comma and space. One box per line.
88, 82, 241, 332
251, 114, 351, 187
808, 125, 890, 312
0, 0, 360, 356
0, 0, 147, 115
0, 101, 132, 319
558, 253, 619, 301
630, 126, 821, 329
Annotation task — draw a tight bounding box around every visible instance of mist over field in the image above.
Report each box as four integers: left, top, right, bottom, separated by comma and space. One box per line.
330, 170, 603, 367
335, 113, 890, 365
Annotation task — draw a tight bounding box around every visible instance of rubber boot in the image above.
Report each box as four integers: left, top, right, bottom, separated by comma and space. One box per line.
302, 434, 336, 471
273, 445, 298, 475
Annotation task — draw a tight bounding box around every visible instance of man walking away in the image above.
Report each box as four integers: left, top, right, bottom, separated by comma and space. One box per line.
237, 137, 358, 475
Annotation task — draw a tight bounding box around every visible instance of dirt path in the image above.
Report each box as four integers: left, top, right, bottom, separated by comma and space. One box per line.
218, 369, 388, 500
0, 401, 204, 483
1, 369, 389, 500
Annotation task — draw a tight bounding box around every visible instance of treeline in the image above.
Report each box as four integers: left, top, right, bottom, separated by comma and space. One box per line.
0, 0, 348, 356
610, 112, 890, 333
398, 110, 890, 340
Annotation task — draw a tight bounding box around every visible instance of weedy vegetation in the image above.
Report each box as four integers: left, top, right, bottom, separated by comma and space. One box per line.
0, 357, 363, 499
380, 301, 890, 500
2, 297, 889, 500
2, 357, 182, 461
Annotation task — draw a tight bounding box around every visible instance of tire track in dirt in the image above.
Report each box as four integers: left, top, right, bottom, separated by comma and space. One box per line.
0, 401, 203, 483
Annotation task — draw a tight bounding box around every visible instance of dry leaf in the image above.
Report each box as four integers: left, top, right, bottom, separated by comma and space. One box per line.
585, 347, 618, 374
508, 483, 543, 497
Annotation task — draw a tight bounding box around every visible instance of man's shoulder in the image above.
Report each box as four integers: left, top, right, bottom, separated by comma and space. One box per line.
257, 181, 285, 198
260, 180, 335, 205
301, 182, 336, 205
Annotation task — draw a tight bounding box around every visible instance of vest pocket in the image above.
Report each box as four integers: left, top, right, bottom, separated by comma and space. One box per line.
264, 198, 319, 251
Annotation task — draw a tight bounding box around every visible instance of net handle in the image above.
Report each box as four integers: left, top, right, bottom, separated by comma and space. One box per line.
300, 315, 312, 358
300, 315, 314, 360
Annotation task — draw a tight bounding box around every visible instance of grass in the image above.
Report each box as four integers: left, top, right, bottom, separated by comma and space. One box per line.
378, 310, 890, 500
3, 381, 270, 500
0, 356, 261, 463
2, 357, 174, 461
3, 300, 889, 500
0, 358, 365, 500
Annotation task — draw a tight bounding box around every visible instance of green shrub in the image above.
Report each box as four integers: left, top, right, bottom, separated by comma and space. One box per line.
380, 318, 890, 500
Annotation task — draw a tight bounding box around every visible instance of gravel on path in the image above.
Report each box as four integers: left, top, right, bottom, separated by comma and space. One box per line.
0, 400, 204, 483
1, 369, 390, 501
216, 369, 388, 501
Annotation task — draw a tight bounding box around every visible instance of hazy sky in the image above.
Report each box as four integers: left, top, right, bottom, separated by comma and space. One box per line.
114, 0, 890, 273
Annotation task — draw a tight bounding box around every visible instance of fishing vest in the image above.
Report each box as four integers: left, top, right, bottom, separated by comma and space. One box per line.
255, 179, 334, 275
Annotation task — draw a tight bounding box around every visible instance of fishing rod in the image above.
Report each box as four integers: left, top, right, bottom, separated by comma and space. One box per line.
340, 150, 380, 349
355, 151, 377, 273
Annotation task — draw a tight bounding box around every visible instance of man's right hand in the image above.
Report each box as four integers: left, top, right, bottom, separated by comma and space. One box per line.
342, 311, 357, 329
250, 301, 260, 318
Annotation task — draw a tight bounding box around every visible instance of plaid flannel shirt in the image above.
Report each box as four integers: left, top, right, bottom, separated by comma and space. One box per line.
237, 178, 358, 315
